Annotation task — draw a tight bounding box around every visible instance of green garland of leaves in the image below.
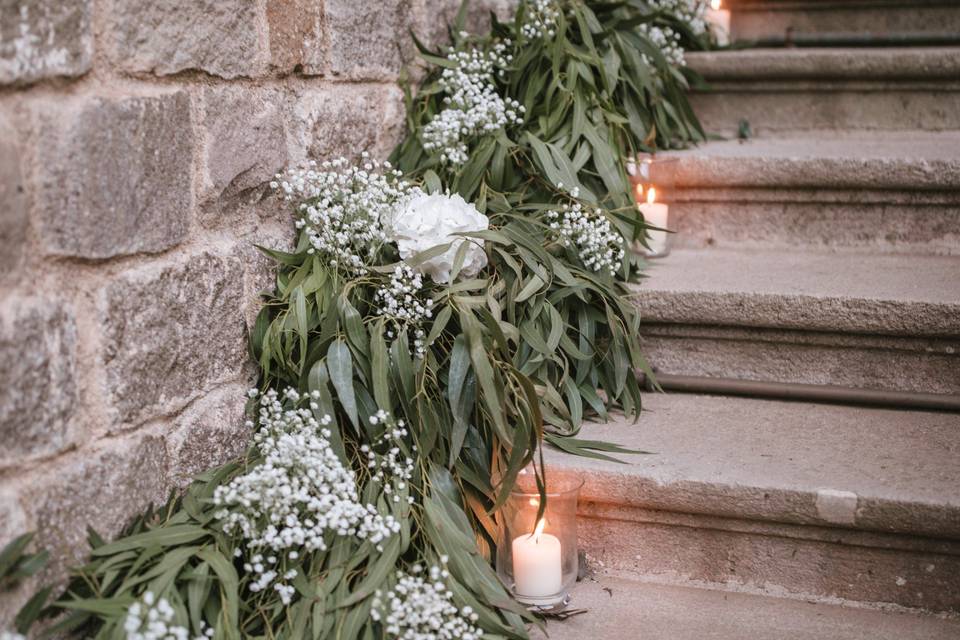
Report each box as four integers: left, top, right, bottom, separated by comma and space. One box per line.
9, 1, 707, 638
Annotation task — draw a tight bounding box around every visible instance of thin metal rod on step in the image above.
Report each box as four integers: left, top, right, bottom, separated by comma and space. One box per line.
638, 373, 960, 412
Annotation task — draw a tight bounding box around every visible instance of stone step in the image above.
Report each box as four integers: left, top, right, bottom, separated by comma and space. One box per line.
727, 0, 960, 45
660, 132, 960, 255
541, 393, 960, 614
686, 48, 960, 135
534, 576, 960, 640
632, 249, 960, 394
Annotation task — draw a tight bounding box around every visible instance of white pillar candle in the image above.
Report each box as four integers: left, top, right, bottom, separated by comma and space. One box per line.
512, 519, 562, 599
639, 187, 669, 256
706, 0, 731, 46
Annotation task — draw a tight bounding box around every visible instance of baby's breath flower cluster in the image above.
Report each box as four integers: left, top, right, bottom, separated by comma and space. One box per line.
651, 0, 708, 36
371, 562, 483, 640
520, 0, 561, 39
422, 44, 524, 165
375, 265, 435, 357
639, 23, 686, 67
375, 265, 434, 325
364, 410, 416, 505
123, 592, 209, 640
271, 155, 421, 272
546, 188, 625, 276
214, 388, 400, 604
639, 0, 709, 68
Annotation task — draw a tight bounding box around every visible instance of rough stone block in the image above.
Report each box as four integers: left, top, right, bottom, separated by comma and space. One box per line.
202, 87, 288, 220
35, 91, 193, 259
101, 252, 247, 426
110, 0, 262, 78
234, 223, 295, 328
0, 298, 77, 465
0, 112, 26, 280
412, 0, 517, 50
0, 486, 30, 627
291, 84, 405, 163
26, 433, 168, 580
323, 0, 409, 80
266, 0, 324, 73
0, 0, 92, 85
166, 385, 249, 488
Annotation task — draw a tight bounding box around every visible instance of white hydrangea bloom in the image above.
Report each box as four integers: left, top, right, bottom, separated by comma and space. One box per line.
422, 44, 524, 165
271, 155, 423, 273
546, 189, 625, 277
385, 192, 489, 284
214, 389, 401, 603
122, 592, 210, 640
371, 564, 483, 640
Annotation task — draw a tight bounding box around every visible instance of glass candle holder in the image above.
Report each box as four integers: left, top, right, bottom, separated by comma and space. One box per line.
496, 475, 582, 611
628, 155, 678, 259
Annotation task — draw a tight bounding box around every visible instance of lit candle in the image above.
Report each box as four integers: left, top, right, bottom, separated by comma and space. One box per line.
512, 518, 562, 600
639, 186, 670, 256
706, 0, 731, 46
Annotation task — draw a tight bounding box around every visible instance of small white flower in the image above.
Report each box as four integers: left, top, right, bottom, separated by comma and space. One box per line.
122, 592, 201, 640
371, 567, 484, 640
272, 159, 423, 274
545, 198, 625, 277
214, 388, 400, 601
422, 43, 523, 166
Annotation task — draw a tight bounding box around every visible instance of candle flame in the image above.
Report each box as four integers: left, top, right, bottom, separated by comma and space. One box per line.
634, 183, 644, 201
533, 518, 546, 542
711, 0, 721, 10
647, 186, 657, 205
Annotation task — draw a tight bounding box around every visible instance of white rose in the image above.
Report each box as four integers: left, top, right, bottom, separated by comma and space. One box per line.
386, 193, 489, 284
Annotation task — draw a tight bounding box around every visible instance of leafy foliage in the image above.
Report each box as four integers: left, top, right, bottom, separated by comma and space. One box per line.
17, 1, 708, 638
394, 0, 706, 222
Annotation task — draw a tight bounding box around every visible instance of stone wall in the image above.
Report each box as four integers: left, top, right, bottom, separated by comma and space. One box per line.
0, 0, 514, 625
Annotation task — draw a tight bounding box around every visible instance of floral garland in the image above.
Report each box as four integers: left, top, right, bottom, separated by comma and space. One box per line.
3, 1, 711, 639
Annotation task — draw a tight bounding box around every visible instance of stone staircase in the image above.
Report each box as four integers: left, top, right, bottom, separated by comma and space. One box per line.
543, 2, 960, 637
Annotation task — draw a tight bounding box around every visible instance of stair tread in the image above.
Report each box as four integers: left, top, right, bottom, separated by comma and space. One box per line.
542, 393, 960, 538
632, 249, 960, 335
662, 133, 960, 190
532, 576, 960, 640
687, 46, 960, 80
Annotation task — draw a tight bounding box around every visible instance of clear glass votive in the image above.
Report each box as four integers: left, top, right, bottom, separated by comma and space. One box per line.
496, 474, 582, 611
629, 155, 679, 259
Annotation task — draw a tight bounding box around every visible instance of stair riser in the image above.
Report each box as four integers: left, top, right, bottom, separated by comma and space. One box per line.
669, 195, 960, 255
690, 86, 960, 134
730, 4, 960, 43
577, 506, 960, 613
640, 326, 960, 395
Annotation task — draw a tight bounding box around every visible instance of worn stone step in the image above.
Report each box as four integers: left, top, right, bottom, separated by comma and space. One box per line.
533, 576, 960, 640
660, 133, 960, 255
727, 0, 960, 45
541, 393, 960, 613
631, 249, 960, 394
686, 48, 960, 135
